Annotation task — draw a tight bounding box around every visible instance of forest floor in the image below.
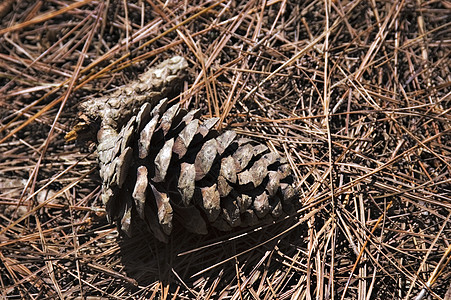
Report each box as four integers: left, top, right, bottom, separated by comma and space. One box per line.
0, 0, 450, 299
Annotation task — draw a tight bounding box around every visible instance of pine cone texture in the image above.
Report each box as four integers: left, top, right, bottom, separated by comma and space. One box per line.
100, 98, 297, 242
75, 56, 297, 242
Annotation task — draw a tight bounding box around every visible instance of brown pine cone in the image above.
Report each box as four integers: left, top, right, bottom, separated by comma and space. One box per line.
70, 56, 297, 242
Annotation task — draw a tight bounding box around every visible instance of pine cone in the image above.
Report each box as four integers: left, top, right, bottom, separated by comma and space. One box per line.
70, 56, 297, 242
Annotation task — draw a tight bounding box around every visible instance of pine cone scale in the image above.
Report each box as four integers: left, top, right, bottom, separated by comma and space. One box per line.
178, 162, 196, 205
153, 138, 174, 183
138, 115, 159, 159
173, 119, 199, 158
194, 139, 218, 181
132, 165, 148, 219
150, 184, 173, 235
200, 184, 221, 222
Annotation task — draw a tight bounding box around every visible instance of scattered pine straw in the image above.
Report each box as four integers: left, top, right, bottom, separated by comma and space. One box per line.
1, 0, 450, 299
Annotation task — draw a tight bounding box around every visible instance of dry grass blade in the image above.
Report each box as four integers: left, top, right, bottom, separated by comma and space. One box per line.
1, 0, 450, 299
0, 0, 94, 35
